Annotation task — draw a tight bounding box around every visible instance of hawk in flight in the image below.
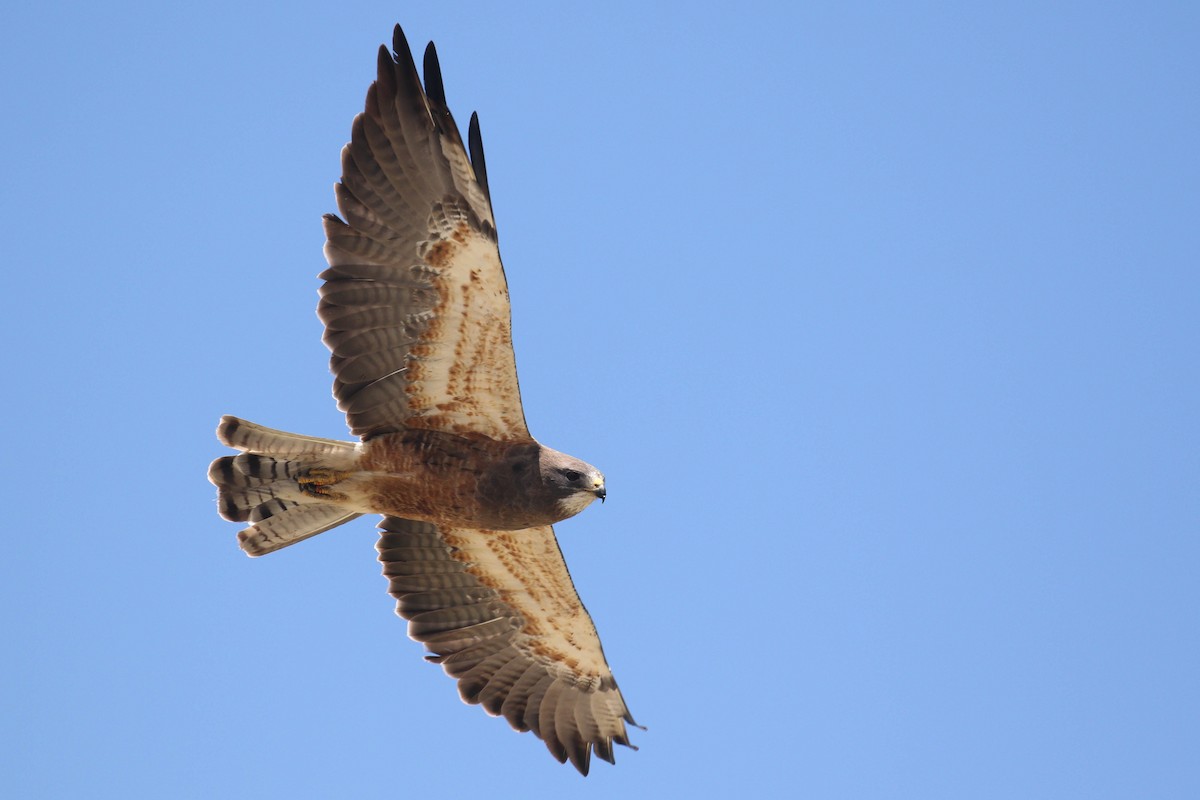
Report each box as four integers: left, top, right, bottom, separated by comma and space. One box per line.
209, 25, 637, 775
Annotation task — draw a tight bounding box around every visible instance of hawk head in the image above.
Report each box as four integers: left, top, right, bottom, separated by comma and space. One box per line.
539, 447, 606, 518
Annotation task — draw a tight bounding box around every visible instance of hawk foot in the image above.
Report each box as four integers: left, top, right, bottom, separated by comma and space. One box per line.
297, 467, 352, 500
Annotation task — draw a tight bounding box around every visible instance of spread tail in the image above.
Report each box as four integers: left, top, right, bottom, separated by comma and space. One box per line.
209, 415, 363, 556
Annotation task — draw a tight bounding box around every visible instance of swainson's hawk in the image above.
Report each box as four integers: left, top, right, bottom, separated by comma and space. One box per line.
208, 25, 637, 775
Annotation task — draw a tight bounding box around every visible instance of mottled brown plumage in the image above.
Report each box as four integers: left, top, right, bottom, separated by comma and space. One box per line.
208, 25, 636, 775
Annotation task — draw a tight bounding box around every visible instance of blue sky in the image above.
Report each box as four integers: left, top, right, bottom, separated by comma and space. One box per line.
4, 2, 1198, 797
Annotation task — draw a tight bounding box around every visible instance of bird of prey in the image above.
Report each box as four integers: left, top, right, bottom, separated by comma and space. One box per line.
208, 25, 637, 775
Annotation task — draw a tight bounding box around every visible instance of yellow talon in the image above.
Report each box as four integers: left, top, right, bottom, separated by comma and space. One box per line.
297, 467, 352, 499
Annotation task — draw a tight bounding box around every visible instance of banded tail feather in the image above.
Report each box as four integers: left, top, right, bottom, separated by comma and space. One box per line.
209, 416, 362, 556
216, 415, 357, 458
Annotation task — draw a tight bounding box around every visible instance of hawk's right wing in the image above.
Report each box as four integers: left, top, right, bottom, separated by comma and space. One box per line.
320, 26, 530, 442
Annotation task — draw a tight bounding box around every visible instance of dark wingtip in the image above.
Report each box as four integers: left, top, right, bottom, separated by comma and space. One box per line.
623, 703, 646, 731
545, 738, 568, 765
392, 24, 410, 63
566, 741, 592, 776
423, 41, 447, 109
594, 736, 616, 765
468, 112, 491, 203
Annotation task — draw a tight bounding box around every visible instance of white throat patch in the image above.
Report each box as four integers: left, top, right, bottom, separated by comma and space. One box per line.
557, 492, 598, 520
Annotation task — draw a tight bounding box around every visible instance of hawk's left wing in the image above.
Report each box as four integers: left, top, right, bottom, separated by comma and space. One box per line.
376, 517, 638, 774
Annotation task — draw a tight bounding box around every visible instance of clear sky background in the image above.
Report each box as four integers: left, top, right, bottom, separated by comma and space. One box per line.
3, 2, 1197, 798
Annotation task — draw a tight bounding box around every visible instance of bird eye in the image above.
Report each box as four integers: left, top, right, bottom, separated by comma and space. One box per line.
561, 469, 582, 482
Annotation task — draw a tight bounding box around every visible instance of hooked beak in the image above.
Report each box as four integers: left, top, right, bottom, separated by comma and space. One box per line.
592, 481, 606, 503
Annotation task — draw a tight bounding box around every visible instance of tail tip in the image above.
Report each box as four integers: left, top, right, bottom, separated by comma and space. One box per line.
208, 455, 236, 487
237, 529, 268, 557
216, 415, 243, 447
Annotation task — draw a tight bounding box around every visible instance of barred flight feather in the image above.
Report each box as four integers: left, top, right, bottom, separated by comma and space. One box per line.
376, 515, 637, 773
